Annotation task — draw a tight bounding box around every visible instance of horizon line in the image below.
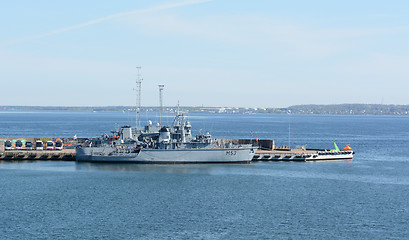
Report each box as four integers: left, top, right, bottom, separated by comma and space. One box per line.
1, 103, 409, 108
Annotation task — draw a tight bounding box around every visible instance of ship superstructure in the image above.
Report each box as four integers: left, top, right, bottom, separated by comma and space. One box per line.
76, 111, 255, 163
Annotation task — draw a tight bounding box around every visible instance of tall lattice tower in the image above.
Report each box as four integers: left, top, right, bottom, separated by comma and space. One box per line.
135, 67, 142, 130
158, 84, 165, 126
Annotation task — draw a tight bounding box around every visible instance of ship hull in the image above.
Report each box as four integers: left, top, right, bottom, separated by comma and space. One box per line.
76, 147, 255, 164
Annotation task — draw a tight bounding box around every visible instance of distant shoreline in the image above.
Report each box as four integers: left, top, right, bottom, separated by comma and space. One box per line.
1, 104, 409, 115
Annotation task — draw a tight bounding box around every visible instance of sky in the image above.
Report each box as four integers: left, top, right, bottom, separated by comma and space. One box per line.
1, 0, 409, 108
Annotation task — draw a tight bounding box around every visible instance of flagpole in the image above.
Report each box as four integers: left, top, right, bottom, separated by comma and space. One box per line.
288, 110, 291, 149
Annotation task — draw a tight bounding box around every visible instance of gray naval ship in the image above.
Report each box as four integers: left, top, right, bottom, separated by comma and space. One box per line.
76, 111, 256, 163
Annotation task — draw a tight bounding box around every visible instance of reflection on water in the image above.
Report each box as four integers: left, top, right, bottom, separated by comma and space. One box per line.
75, 162, 245, 174
0, 160, 76, 172
0, 160, 246, 175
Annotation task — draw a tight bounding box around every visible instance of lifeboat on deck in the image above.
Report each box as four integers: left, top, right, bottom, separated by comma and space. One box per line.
106, 136, 120, 140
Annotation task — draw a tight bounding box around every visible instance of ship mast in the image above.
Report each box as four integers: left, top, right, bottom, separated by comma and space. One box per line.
158, 84, 164, 126
288, 109, 291, 149
135, 67, 142, 130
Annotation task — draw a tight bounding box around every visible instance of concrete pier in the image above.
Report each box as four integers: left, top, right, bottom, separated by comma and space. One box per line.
253, 149, 354, 162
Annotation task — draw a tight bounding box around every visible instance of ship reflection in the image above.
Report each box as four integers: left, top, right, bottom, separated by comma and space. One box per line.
75, 162, 243, 174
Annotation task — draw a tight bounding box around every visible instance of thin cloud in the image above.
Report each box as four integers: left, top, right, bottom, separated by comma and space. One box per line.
121, 13, 409, 59
1, 0, 213, 46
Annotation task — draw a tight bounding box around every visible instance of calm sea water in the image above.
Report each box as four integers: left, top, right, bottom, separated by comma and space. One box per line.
1, 111, 409, 239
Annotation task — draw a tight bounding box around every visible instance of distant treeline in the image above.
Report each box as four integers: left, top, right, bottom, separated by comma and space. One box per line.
286, 104, 409, 115
1, 104, 409, 115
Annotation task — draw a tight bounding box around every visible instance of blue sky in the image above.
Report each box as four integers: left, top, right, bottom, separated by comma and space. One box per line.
1, 0, 408, 107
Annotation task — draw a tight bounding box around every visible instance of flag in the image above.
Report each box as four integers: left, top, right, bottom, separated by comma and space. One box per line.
333, 142, 340, 151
